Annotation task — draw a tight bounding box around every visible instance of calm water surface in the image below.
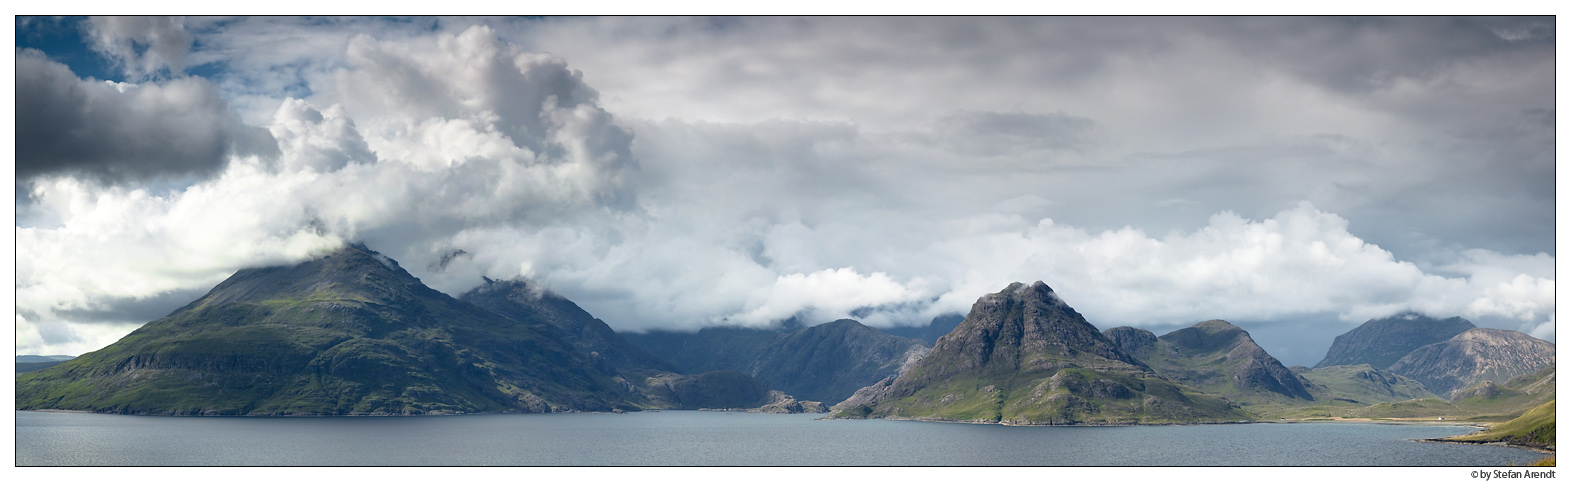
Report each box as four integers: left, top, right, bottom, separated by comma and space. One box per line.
15, 410, 1544, 466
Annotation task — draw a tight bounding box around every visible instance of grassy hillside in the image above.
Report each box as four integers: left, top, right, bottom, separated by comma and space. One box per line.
1446, 400, 1554, 449
17, 245, 640, 415
846, 364, 1250, 424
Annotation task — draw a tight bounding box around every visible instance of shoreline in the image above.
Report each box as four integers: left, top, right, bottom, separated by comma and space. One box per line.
825, 414, 1492, 428
1418, 438, 1555, 455
17, 407, 824, 417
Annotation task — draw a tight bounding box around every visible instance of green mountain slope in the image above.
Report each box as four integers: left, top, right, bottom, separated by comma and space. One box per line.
1277, 364, 1554, 422
1445, 400, 1555, 450
460, 278, 677, 373
17, 244, 640, 415
1448, 364, 1556, 420
1105, 321, 1313, 408
832, 282, 1250, 425
1293, 364, 1436, 404
460, 278, 770, 409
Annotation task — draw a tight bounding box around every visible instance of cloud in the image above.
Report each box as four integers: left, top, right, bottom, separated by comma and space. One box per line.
13, 18, 1554, 357
498, 17, 1553, 261
15, 25, 646, 354
268, 98, 374, 173
86, 16, 192, 78
730, 268, 924, 325
928, 111, 1100, 157
15, 49, 276, 184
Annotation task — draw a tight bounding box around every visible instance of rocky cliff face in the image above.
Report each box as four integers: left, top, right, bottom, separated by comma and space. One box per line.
1388, 328, 1555, 398
17, 244, 641, 415
833, 282, 1247, 425
1102, 326, 1158, 361
1315, 312, 1475, 369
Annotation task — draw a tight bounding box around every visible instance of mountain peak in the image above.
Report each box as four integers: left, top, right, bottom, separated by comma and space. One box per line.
1148, 319, 1313, 400
1388, 327, 1555, 397
933, 280, 1142, 374
180, 243, 432, 311
18, 246, 640, 415
1192, 319, 1242, 332
1315, 312, 1476, 369
834, 281, 1249, 424
995, 280, 1064, 307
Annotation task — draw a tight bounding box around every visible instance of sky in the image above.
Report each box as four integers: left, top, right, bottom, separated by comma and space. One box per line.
11, 16, 1557, 366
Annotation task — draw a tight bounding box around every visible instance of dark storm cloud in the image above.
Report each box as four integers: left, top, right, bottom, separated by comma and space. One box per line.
15, 49, 277, 184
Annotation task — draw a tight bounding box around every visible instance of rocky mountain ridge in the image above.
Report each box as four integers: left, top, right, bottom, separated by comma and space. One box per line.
1314, 312, 1475, 369
833, 281, 1249, 425
1388, 328, 1555, 398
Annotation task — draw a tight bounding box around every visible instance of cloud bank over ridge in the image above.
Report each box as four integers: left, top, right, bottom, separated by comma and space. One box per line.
13, 18, 1554, 364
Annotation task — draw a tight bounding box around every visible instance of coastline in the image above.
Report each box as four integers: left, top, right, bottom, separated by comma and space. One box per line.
1418, 438, 1556, 455
825, 413, 1493, 428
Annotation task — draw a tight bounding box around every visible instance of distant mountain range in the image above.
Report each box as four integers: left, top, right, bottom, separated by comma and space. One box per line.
16, 355, 76, 373
15, 243, 1554, 425
876, 314, 965, 345
1308, 311, 1553, 399
1315, 312, 1475, 369
625, 318, 928, 405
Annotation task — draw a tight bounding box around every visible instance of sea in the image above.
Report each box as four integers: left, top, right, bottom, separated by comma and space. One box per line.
14, 409, 1546, 466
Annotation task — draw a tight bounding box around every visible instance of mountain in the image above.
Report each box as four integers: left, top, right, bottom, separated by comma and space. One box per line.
743, 319, 929, 405
1103, 326, 1159, 360
624, 325, 790, 375
459, 278, 772, 409
1450, 364, 1556, 419
1388, 328, 1555, 398
625, 319, 928, 405
877, 314, 965, 345
17, 244, 642, 415
1291, 364, 1436, 404
1103, 321, 1313, 403
460, 278, 676, 373
635, 370, 771, 410
1314, 312, 1475, 369
832, 281, 1250, 425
